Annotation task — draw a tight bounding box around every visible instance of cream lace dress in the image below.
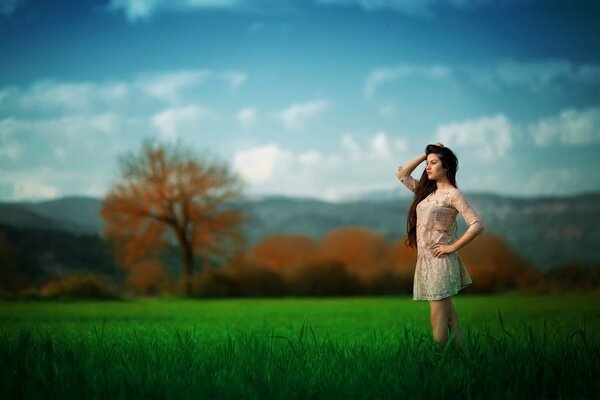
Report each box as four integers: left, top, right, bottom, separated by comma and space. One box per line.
397, 167, 484, 301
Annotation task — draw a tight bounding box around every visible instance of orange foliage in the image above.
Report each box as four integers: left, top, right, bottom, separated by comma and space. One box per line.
249, 234, 318, 276
317, 227, 391, 281
388, 239, 417, 278
128, 259, 168, 295
230, 229, 547, 296
459, 232, 543, 292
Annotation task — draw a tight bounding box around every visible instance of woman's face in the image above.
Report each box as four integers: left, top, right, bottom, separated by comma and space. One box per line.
426, 153, 446, 181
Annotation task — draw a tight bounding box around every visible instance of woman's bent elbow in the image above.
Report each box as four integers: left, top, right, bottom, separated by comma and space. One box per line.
468, 223, 484, 236
477, 223, 485, 235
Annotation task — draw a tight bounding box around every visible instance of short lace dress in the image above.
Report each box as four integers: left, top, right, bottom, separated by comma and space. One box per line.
397, 167, 484, 301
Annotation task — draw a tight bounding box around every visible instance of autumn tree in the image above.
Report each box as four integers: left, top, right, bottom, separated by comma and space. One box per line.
128, 259, 168, 295
101, 138, 246, 296
318, 227, 391, 281
388, 239, 417, 279
459, 232, 543, 293
249, 234, 318, 276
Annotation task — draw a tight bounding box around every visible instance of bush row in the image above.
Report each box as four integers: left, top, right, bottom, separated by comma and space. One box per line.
2, 261, 598, 300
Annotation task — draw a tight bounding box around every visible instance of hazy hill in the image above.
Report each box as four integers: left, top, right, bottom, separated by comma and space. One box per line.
1, 190, 599, 272
2, 196, 102, 235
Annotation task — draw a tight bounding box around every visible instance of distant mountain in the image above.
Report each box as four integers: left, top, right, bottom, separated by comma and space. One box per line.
1, 190, 599, 272
0, 203, 90, 234
4, 196, 103, 235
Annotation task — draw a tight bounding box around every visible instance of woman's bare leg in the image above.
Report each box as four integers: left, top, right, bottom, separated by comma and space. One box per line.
429, 297, 451, 351
448, 298, 464, 350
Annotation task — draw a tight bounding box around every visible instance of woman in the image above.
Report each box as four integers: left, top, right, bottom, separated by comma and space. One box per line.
395, 142, 484, 352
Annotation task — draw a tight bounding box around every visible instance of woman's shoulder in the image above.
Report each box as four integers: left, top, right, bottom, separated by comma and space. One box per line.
438, 187, 459, 194
440, 187, 464, 202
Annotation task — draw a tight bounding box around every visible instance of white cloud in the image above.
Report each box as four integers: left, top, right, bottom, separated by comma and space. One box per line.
364, 64, 451, 97
0, 166, 114, 202
0, 69, 249, 201
233, 144, 293, 183
371, 131, 392, 161
230, 132, 409, 201
0, 167, 66, 201
107, 0, 240, 21
497, 60, 572, 88
341, 135, 361, 160
435, 114, 512, 162
218, 71, 247, 89
88, 113, 123, 135
523, 168, 578, 196
297, 151, 323, 166
108, 0, 298, 21
109, 0, 491, 21
247, 21, 290, 34
0, 113, 135, 174
136, 70, 209, 103
364, 60, 600, 98
498, 60, 600, 87
16, 80, 128, 113
0, 114, 146, 201
342, 131, 404, 162
321, 181, 398, 202
237, 107, 256, 127
151, 107, 580, 199
0, 68, 244, 116
315, 0, 486, 18
0, 87, 17, 106
277, 100, 329, 131
575, 64, 600, 83
529, 106, 600, 147
151, 105, 213, 141
394, 137, 407, 152
0, 142, 21, 161
53, 147, 67, 161
15, 182, 60, 200
379, 103, 396, 118
0, 113, 121, 140
467, 60, 600, 92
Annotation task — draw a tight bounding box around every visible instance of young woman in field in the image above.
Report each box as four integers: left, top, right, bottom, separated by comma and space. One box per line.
395, 143, 484, 352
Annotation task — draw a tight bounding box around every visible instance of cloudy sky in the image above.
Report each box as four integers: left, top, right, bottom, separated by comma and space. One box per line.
1, 0, 599, 202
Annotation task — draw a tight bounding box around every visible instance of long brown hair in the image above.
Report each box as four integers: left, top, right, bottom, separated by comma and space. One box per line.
405, 144, 459, 248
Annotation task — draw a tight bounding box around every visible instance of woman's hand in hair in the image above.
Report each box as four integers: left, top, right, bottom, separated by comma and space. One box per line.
431, 243, 455, 258
425, 142, 444, 153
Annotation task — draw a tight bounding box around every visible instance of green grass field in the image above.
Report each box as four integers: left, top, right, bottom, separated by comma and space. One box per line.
1, 293, 599, 399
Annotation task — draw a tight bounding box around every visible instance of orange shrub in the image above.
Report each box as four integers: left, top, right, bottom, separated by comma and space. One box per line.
40, 273, 119, 299
128, 259, 168, 295
317, 227, 391, 282
249, 234, 318, 277
459, 233, 543, 293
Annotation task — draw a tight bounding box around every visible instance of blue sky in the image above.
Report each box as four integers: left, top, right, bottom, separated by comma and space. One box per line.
1, 0, 599, 202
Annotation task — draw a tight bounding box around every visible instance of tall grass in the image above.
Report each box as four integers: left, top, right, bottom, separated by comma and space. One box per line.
1, 294, 598, 399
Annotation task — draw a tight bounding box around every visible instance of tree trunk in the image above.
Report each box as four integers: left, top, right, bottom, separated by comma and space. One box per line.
181, 240, 194, 296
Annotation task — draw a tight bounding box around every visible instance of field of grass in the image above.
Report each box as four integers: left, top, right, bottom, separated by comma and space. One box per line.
1, 293, 599, 399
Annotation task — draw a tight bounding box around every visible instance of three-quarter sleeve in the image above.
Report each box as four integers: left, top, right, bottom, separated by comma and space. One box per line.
450, 190, 484, 235
396, 166, 419, 193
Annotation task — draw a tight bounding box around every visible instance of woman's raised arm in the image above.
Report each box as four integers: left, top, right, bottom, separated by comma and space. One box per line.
395, 152, 426, 193
396, 152, 427, 177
